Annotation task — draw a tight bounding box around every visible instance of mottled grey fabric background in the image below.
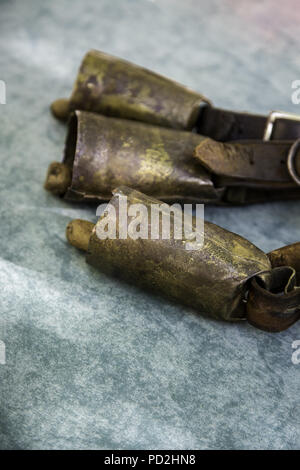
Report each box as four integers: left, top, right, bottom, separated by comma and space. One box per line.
0, 0, 299, 450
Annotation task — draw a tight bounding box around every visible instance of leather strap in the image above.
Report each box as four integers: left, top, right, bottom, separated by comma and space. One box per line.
224, 186, 300, 204
196, 106, 300, 142
194, 138, 299, 188
246, 243, 300, 332
194, 138, 300, 203
268, 242, 300, 278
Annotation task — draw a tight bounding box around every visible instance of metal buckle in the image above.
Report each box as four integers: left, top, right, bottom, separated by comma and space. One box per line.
263, 110, 300, 141
287, 138, 300, 186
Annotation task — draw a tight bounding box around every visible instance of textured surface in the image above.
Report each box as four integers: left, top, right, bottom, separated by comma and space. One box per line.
0, 0, 299, 450
68, 49, 209, 129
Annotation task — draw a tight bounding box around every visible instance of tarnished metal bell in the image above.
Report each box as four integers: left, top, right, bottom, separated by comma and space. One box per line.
51, 49, 210, 130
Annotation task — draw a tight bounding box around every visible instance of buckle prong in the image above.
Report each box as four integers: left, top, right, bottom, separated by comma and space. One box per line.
263, 110, 300, 141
